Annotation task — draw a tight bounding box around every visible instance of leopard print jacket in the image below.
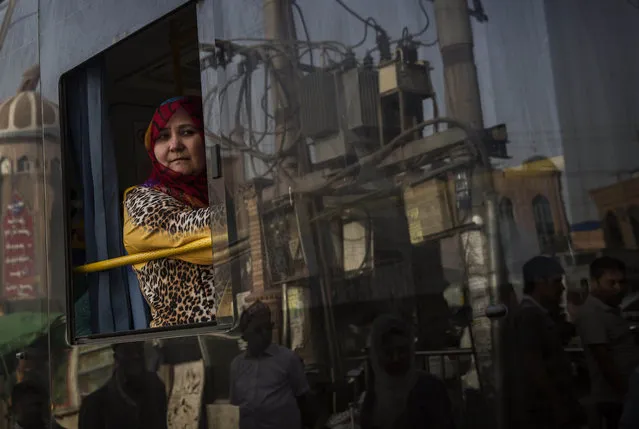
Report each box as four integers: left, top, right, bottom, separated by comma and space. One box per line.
124, 186, 218, 328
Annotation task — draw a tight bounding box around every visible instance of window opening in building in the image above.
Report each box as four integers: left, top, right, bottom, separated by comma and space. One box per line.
16, 155, 29, 172
532, 194, 556, 254
499, 197, 517, 239
604, 210, 625, 249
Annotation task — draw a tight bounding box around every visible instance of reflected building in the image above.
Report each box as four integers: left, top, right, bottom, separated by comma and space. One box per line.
495, 156, 569, 259
476, 0, 639, 231
438, 156, 572, 301
0, 68, 67, 428
0, 75, 62, 314
590, 176, 639, 250
587, 177, 639, 294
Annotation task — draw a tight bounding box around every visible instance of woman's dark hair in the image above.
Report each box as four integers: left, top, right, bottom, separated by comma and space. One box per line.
590, 256, 626, 281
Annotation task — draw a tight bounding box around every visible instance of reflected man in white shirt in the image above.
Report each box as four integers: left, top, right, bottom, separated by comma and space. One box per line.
575, 256, 639, 429
230, 300, 318, 429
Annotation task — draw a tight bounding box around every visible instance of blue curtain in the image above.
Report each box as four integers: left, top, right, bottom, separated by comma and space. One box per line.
67, 58, 149, 333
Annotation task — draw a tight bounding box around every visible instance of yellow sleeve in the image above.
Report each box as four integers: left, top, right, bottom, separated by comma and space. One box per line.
123, 186, 216, 265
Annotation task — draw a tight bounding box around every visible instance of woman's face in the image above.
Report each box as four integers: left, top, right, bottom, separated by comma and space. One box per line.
153, 108, 206, 176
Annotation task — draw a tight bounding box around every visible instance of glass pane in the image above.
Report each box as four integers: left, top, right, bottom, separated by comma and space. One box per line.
197, 1, 485, 427
195, 1, 639, 428
0, 0, 56, 428
18, 0, 639, 427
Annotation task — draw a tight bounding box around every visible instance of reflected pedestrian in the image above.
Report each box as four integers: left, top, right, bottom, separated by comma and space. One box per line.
360, 313, 454, 429
78, 342, 168, 429
510, 256, 585, 429
11, 380, 63, 429
575, 256, 639, 429
230, 300, 319, 429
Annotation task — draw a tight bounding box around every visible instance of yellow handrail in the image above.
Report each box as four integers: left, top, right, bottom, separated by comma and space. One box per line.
73, 233, 242, 274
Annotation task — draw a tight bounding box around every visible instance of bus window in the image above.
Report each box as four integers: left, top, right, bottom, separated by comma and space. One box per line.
59, 3, 241, 342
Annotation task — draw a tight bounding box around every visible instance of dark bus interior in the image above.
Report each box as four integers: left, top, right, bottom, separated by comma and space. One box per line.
104, 4, 201, 194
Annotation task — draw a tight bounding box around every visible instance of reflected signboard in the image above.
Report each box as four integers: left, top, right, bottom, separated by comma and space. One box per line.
3, 191, 37, 300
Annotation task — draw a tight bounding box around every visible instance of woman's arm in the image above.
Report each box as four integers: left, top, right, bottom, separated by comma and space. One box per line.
123, 186, 223, 265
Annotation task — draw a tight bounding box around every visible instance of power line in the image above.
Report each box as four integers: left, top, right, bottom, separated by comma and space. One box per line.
352, 17, 380, 49
413, 0, 431, 37
334, 0, 375, 27
292, 1, 314, 65
334, 0, 391, 59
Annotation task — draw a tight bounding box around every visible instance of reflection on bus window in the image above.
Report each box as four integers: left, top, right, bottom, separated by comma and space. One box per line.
0, 157, 11, 175
532, 194, 556, 254
11, 380, 64, 429
499, 197, 518, 250
361, 314, 455, 429
16, 155, 30, 173
11, 0, 639, 427
78, 343, 168, 429
230, 301, 319, 429
605, 211, 625, 249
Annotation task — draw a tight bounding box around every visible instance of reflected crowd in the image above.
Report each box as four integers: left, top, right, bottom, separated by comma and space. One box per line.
44, 254, 639, 429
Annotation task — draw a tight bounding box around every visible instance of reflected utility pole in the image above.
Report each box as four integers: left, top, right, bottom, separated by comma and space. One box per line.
0, 0, 17, 54
434, 1, 506, 428
262, 0, 340, 375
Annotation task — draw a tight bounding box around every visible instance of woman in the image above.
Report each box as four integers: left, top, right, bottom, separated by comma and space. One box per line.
123, 96, 223, 328
360, 314, 455, 429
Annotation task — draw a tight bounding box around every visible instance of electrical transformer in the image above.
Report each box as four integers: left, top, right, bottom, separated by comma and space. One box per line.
299, 71, 339, 140
403, 178, 454, 244
299, 65, 384, 165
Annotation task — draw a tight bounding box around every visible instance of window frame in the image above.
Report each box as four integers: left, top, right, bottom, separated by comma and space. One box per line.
58, 1, 235, 345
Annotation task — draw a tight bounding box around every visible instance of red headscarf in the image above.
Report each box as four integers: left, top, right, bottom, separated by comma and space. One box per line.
143, 96, 209, 208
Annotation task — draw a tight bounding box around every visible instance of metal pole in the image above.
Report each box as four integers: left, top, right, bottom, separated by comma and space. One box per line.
433, 1, 506, 428
433, 0, 483, 129
263, 0, 299, 175
262, 0, 341, 376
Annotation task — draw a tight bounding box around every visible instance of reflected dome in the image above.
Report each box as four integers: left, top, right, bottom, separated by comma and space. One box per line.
0, 91, 59, 140
522, 155, 559, 172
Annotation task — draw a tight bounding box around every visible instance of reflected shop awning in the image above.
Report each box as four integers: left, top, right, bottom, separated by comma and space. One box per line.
0, 311, 63, 356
